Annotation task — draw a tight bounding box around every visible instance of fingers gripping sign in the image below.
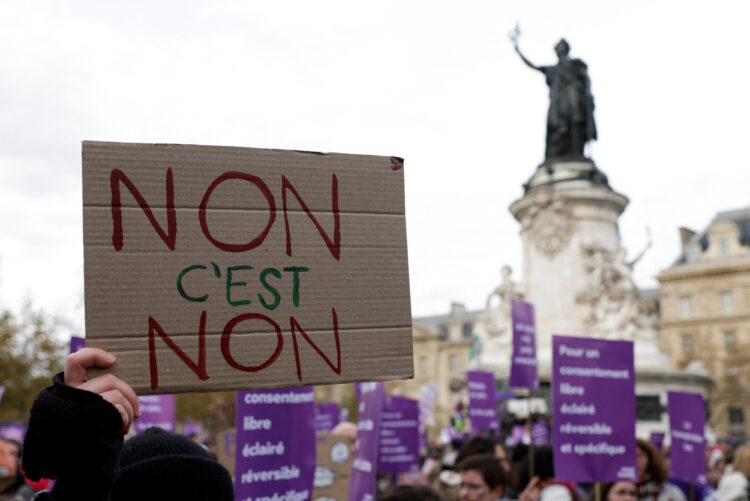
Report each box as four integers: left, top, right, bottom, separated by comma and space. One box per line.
65, 347, 141, 434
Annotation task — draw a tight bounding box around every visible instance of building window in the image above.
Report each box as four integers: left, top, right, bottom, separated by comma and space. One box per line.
682, 335, 695, 355
730, 407, 745, 428
720, 238, 730, 256
449, 354, 459, 373
419, 356, 428, 376
687, 246, 700, 262
725, 331, 737, 350
680, 297, 691, 318
721, 292, 734, 312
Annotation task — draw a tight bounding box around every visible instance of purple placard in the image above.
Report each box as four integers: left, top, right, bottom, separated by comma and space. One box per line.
349, 381, 385, 501
668, 391, 706, 483
235, 387, 316, 501
134, 394, 176, 433
69, 336, 85, 354
419, 383, 439, 451
532, 419, 550, 445
377, 396, 419, 473
315, 402, 340, 433
649, 432, 665, 451
0, 422, 27, 442
552, 335, 636, 482
510, 299, 538, 389
506, 424, 526, 446
182, 421, 203, 437
466, 370, 498, 433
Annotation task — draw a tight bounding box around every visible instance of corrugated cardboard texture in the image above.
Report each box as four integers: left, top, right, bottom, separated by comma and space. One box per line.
83, 141, 413, 394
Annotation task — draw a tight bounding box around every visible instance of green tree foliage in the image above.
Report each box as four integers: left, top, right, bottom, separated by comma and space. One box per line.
0, 304, 66, 422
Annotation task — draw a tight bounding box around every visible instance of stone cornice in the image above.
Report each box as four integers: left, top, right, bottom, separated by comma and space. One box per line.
658, 258, 750, 282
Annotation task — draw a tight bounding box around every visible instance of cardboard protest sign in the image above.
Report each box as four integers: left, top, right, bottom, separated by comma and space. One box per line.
312, 433, 354, 501
315, 402, 340, 433
69, 336, 85, 354
552, 335, 637, 482
377, 396, 420, 474
235, 387, 316, 501
82, 141, 413, 394
668, 391, 706, 483
509, 299, 538, 389
349, 382, 385, 501
134, 394, 176, 433
215, 428, 237, 479
466, 370, 499, 433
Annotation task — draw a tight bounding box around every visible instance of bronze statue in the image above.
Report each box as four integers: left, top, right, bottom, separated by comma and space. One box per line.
510, 26, 597, 162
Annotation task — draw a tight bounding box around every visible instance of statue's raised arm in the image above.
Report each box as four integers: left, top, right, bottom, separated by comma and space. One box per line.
509, 24, 544, 73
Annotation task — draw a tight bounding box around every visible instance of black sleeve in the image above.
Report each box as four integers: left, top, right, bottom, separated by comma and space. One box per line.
22, 372, 124, 501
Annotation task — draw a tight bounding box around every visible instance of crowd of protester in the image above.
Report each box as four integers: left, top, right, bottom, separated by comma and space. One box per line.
2, 347, 750, 501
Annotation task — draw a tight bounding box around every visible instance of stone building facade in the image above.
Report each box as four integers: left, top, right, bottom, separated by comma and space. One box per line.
657, 207, 750, 438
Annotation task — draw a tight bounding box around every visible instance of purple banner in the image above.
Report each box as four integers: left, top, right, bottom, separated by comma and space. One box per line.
235, 387, 316, 501
668, 391, 706, 483
466, 370, 498, 433
510, 299, 538, 389
552, 335, 636, 482
182, 421, 203, 437
649, 432, 665, 451
418, 383, 439, 451
378, 396, 419, 474
507, 424, 526, 446
532, 419, 550, 445
0, 422, 27, 442
134, 394, 175, 433
69, 336, 85, 354
349, 382, 385, 501
315, 403, 341, 433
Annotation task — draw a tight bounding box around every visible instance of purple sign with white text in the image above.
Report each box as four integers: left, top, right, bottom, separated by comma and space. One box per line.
552, 335, 636, 482
134, 394, 175, 433
668, 391, 706, 483
532, 419, 550, 445
378, 396, 419, 473
349, 382, 385, 501
510, 299, 538, 389
315, 402, 340, 433
69, 336, 85, 354
507, 424, 526, 446
649, 432, 665, 451
235, 387, 316, 501
466, 370, 498, 433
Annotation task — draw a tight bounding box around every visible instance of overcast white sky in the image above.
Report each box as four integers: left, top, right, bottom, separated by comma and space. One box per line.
1, 1, 749, 336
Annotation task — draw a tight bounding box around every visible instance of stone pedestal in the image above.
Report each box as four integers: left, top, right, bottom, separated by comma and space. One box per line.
482, 159, 714, 438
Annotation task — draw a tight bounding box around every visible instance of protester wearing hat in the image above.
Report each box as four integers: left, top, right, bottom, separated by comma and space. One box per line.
21, 348, 233, 501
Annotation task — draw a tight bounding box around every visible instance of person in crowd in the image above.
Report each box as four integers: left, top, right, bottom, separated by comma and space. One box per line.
381, 484, 445, 501
716, 443, 750, 501
636, 439, 686, 501
21, 348, 234, 501
514, 445, 576, 501
456, 436, 497, 466
0, 438, 34, 500
591, 482, 638, 501
457, 453, 508, 501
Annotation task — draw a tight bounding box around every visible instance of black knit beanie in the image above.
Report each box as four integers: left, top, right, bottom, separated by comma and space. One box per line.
112, 427, 234, 501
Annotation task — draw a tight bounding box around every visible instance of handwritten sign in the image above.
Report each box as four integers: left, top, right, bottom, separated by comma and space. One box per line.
235, 387, 316, 501
552, 335, 636, 482
510, 299, 538, 389
82, 141, 412, 394
668, 391, 706, 483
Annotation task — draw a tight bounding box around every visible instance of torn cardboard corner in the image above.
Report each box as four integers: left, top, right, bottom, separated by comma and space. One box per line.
82, 141, 413, 394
